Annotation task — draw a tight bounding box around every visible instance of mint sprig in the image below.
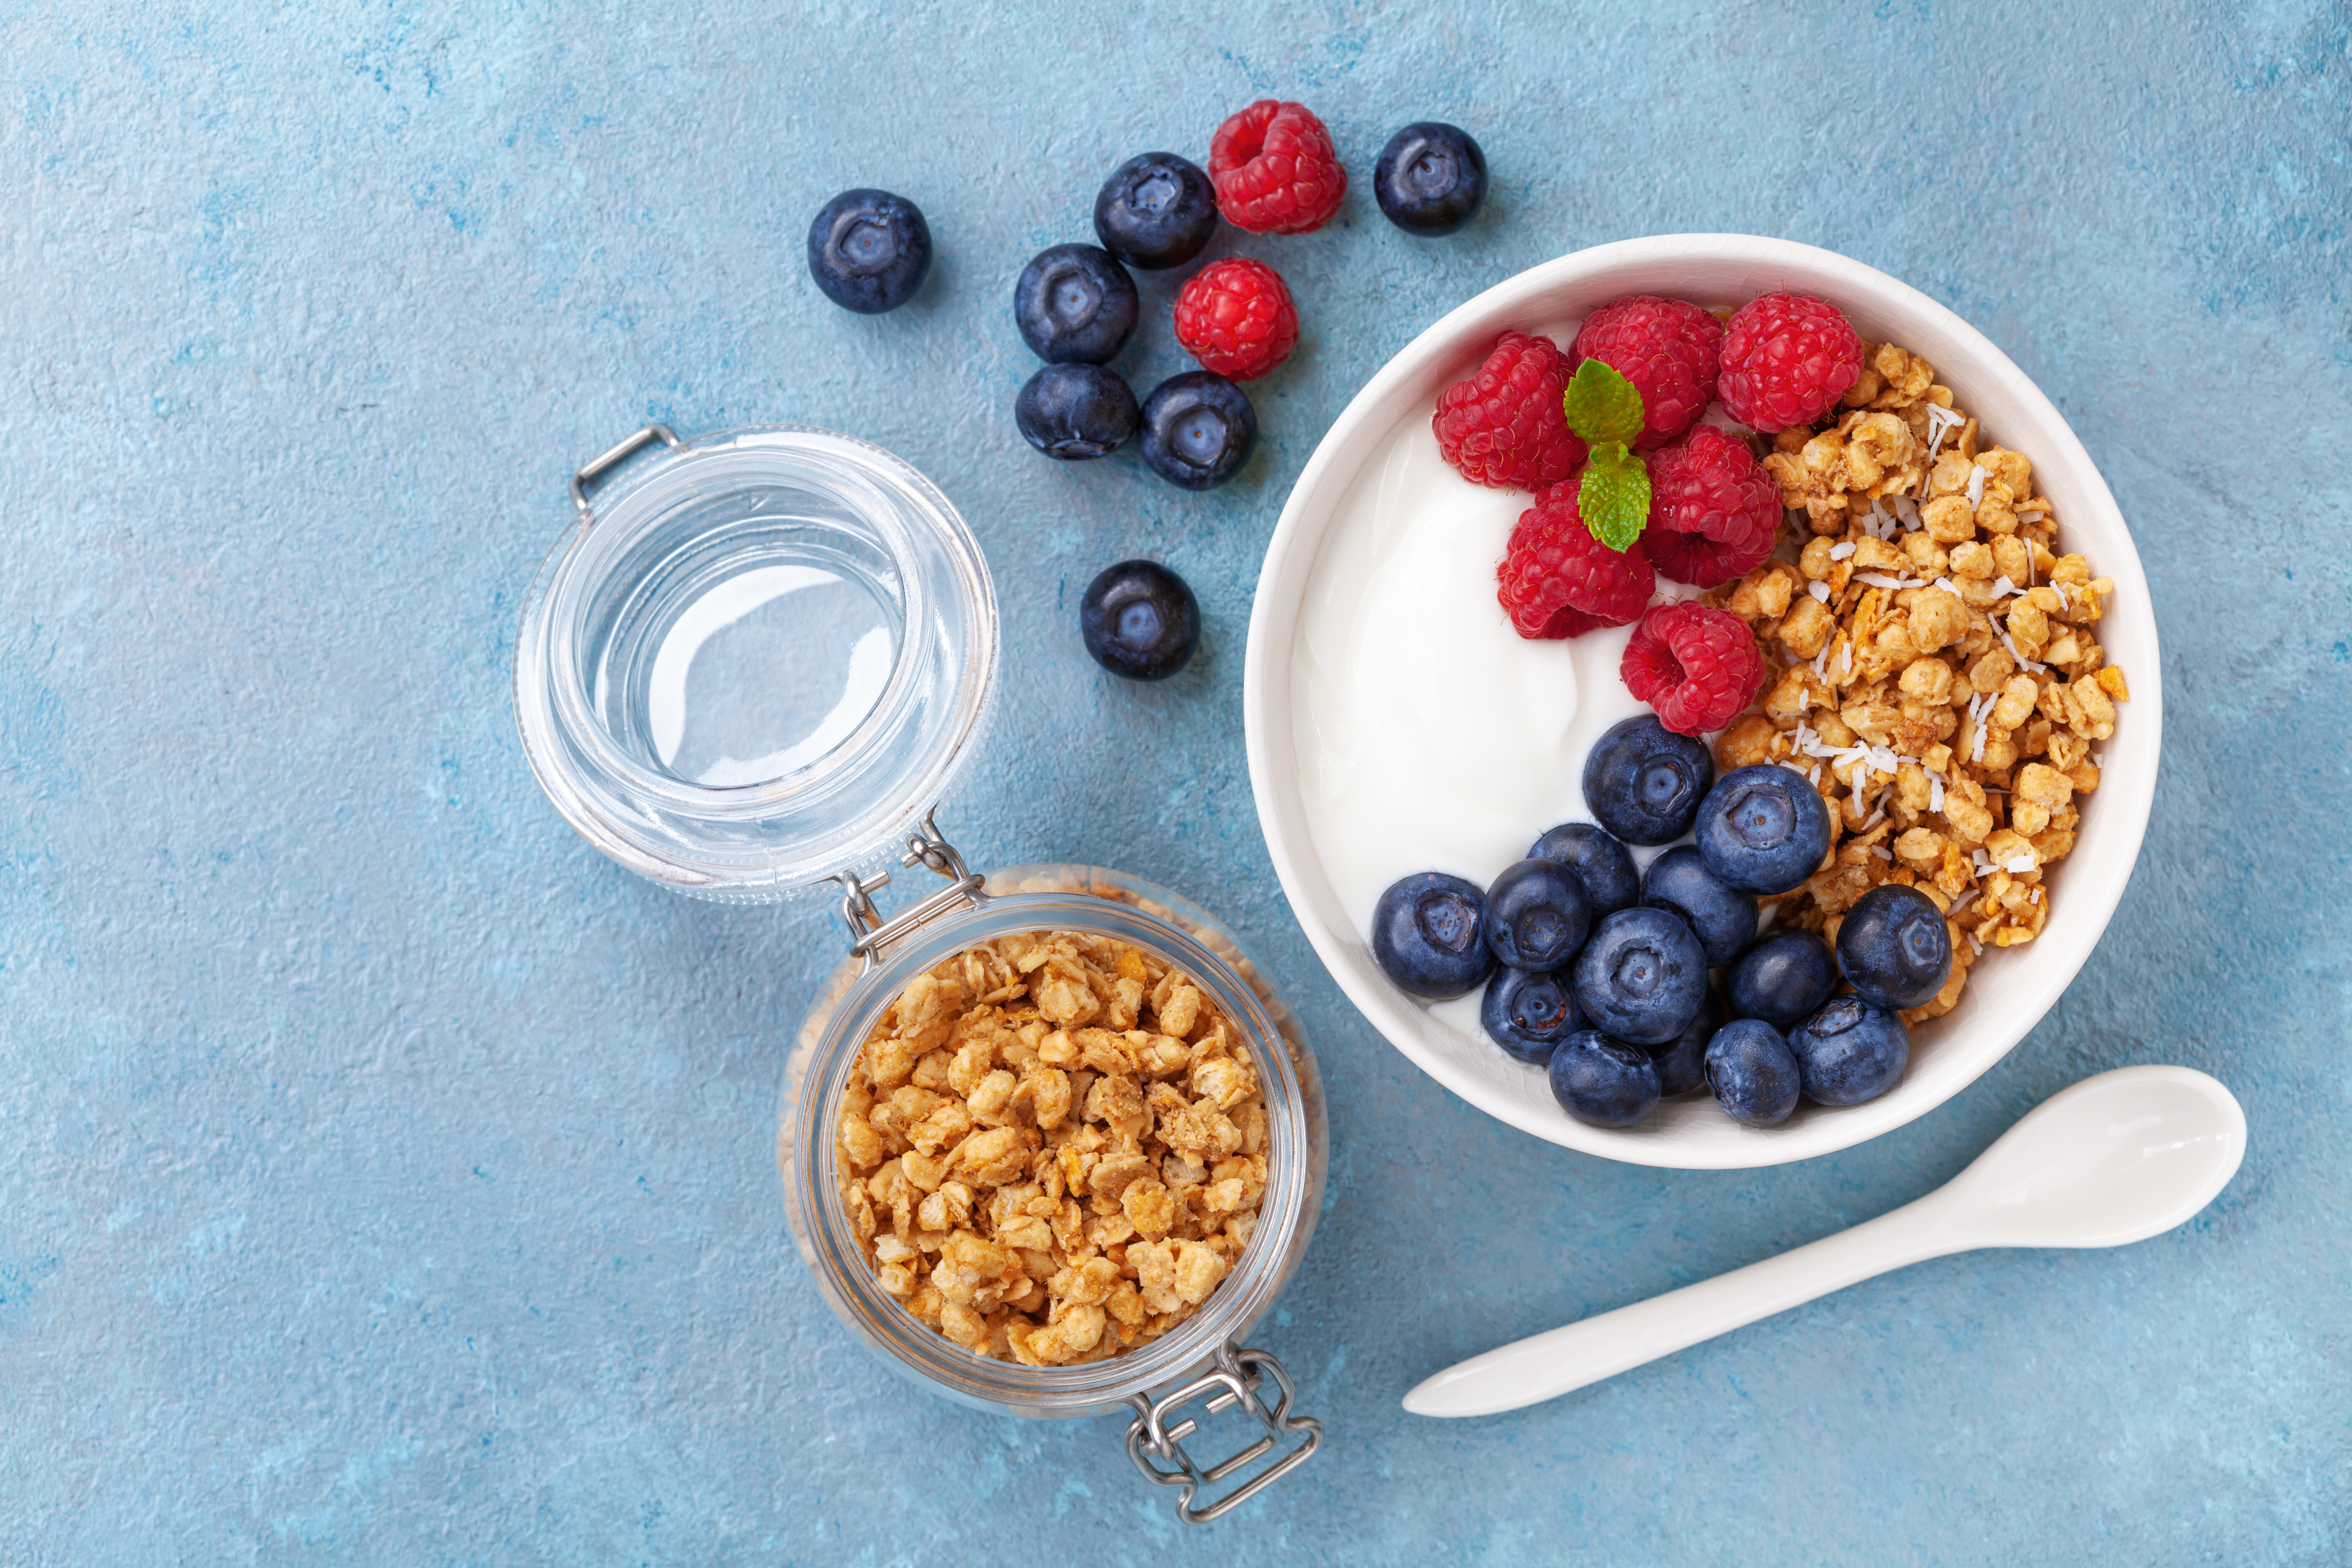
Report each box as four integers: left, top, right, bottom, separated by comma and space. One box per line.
1579, 443, 1651, 552
1562, 358, 1651, 552
1562, 358, 1646, 448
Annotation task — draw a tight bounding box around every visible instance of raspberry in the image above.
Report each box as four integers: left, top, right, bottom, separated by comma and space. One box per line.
1496, 481, 1656, 639
1639, 425, 1783, 587
1171, 258, 1298, 382
1640, 526, 1777, 590
1571, 295, 1723, 451
1433, 331, 1588, 492
1716, 293, 1864, 432
1621, 601, 1767, 735
1209, 100, 1347, 235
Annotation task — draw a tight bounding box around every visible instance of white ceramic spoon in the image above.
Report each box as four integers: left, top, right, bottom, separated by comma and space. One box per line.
1404, 1065, 2246, 1418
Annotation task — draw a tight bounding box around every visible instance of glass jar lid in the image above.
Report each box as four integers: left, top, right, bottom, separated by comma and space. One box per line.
515, 424, 998, 901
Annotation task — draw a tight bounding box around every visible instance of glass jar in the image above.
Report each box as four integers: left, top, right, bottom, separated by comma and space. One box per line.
514, 425, 1329, 1522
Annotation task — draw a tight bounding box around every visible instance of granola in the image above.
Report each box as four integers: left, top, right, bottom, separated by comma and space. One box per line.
1709, 339, 2129, 1023
835, 930, 1267, 1365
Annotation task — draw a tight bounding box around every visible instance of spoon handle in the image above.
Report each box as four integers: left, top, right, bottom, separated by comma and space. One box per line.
1403, 1196, 1969, 1418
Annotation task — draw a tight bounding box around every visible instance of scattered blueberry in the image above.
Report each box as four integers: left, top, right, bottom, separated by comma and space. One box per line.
1548, 1029, 1661, 1128
1641, 846, 1757, 968
1527, 823, 1640, 918
1787, 995, 1910, 1106
1372, 122, 1488, 237
805, 189, 932, 314
1704, 1018, 1804, 1126
1139, 371, 1257, 490
1723, 928, 1837, 1031
1648, 992, 1722, 1097
1093, 152, 1220, 271
1481, 967, 1582, 1065
1079, 560, 1199, 681
1694, 764, 1834, 895
1482, 859, 1592, 972
1014, 364, 1139, 459
1582, 716, 1716, 846
1372, 872, 1497, 1000
1570, 906, 1709, 1046
1836, 884, 1953, 1010
1013, 244, 1138, 364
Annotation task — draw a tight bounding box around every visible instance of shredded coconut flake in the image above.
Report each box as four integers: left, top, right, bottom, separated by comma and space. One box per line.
1929, 777, 1944, 812
1996, 625, 2048, 673
1809, 763, 1822, 785
2004, 855, 2037, 873
1867, 845, 1891, 861
1965, 464, 1988, 507
1948, 890, 1978, 918
1857, 572, 1908, 589
1828, 541, 1856, 561
1934, 577, 1963, 599
1989, 575, 2019, 598
1809, 579, 1831, 603
1967, 934, 1983, 957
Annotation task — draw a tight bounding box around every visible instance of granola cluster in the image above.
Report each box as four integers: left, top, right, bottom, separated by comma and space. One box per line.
1707, 340, 2130, 1022
836, 931, 1269, 1366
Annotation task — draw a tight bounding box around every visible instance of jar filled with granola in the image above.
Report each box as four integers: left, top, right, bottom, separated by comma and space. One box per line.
516, 425, 1327, 1523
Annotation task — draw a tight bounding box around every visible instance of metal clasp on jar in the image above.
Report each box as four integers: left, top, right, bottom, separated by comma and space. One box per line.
1124, 1344, 1323, 1524
829, 808, 990, 972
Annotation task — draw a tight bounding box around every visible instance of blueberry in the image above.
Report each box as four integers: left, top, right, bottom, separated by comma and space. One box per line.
1481, 967, 1582, 1065
1582, 716, 1716, 846
1015, 364, 1139, 460
805, 188, 932, 314
1694, 765, 1834, 895
1139, 371, 1256, 490
1527, 823, 1640, 918
1787, 995, 1910, 1106
1372, 122, 1488, 236
1648, 992, 1723, 1097
1013, 244, 1138, 364
1548, 1029, 1661, 1129
1079, 560, 1199, 681
1704, 1018, 1803, 1126
1723, 928, 1837, 1031
1093, 152, 1219, 271
1835, 884, 1953, 1010
1570, 906, 1709, 1046
1372, 873, 1497, 1000
1482, 859, 1592, 972
1640, 846, 1757, 969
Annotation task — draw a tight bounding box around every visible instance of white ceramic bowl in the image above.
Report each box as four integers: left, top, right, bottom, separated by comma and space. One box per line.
1243, 235, 2162, 1169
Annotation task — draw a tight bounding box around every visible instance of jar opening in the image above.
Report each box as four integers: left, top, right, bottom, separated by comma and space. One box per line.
584, 517, 906, 791
515, 425, 997, 901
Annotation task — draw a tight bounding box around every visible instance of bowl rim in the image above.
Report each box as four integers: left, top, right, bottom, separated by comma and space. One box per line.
1242, 233, 2164, 1169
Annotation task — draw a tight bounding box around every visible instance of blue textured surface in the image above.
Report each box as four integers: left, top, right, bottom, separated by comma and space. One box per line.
5, 3, 2349, 1562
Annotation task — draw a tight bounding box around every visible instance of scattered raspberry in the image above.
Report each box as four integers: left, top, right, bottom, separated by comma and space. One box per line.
1172, 258, 1299, 382
1209, 100, 1348, 235
1621, 601, 1767, 735
1496, 481, 1656, 639
1571, 296, 1723, 451
1716, 292, 1864, 432
1433, 331, 1588, 492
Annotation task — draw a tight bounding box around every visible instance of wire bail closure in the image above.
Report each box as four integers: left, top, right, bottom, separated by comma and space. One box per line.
830, 808, 990, 972
1123, 1344, 1323, 1524
569, 423, 682, 522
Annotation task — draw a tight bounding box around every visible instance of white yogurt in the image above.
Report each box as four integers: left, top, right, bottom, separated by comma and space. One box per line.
1289, 410, 1661, 958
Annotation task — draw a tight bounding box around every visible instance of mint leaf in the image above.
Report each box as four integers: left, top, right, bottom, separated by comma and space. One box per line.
1562, 358, 1646, 447
1579, 443, 1651, 552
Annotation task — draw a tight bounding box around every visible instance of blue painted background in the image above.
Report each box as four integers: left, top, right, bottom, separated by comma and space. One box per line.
4, 2, 2347, 1562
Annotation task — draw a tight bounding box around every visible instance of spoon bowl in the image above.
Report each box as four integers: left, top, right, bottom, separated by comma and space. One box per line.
1405, 1067, 2246, 1418
1936, 1065, 2247, 1249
